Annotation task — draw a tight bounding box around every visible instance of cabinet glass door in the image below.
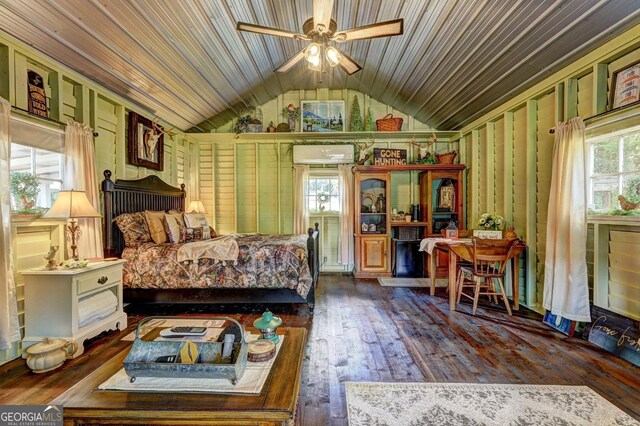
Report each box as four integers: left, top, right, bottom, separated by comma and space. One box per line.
431, 177, 458, 235
359, 178, 387, 234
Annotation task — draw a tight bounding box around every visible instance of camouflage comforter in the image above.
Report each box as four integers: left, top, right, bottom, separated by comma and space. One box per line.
121, 233, 312, 298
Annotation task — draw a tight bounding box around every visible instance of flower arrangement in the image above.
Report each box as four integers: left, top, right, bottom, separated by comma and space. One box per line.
478, 213, 504, 231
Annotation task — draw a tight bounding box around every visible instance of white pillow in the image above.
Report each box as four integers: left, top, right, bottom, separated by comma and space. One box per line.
184, 213, 209, 228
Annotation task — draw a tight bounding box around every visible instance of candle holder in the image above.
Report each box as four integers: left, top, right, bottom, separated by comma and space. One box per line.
253, 310, 282, 344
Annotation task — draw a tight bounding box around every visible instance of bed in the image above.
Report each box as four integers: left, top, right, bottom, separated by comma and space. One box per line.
101, 170, 319, 312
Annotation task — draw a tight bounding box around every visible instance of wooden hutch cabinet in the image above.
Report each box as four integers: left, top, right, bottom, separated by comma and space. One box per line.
419, 165, 465, 236
353, 164, 466, 279
354, 170, 391, 278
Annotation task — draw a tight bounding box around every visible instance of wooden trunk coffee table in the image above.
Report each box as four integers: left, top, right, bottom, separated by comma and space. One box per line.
51, 327, 306, 425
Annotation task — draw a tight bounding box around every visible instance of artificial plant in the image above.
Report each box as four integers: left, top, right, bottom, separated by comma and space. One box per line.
10, 171, 41, 213
349, 96, 363, 131
365, 107, 375, 131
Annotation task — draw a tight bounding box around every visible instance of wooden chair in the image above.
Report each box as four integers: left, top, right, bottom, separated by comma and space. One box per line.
456, 238, 518, 315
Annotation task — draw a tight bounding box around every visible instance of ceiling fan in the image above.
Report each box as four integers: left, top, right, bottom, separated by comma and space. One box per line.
236, 0, 403, 75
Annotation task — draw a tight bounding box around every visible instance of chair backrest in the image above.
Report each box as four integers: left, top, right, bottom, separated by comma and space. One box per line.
471, 237, 519, 278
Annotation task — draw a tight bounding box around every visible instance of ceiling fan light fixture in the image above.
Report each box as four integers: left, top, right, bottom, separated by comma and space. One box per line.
325, 46, 341, 67
305, 43, 321, 62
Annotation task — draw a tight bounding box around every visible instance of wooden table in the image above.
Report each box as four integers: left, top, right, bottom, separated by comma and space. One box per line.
426, 239, 526, 311
51, 327, 307, 426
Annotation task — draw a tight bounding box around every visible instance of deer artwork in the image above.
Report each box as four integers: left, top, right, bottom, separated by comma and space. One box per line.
143, 121, 162, 159
354, 139, 375, 165
410, 133, 437, 162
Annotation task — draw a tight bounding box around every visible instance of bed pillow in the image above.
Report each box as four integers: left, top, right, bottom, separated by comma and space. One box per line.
164, 212, 185, 243
113, 212, 151, 247
144, 210, 168, 244
184, 213, 209, 228
179, 226, 212, 243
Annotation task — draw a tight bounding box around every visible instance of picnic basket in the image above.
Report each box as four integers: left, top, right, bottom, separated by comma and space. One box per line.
376, 114, 403, 131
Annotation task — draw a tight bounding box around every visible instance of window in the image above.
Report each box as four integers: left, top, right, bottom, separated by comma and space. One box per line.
306, 175, 340, 213
10, 143, 63, 209
587, 127, 640, 213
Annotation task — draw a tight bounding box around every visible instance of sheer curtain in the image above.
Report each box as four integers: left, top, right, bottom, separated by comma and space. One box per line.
64, 121, 103, 259
543, 117, 591, 322
337, 164, 354, 267
0, 97, 20, 350
293, 165, 309, 234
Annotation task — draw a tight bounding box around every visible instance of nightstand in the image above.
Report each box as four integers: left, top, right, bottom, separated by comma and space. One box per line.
21, 260, 128, 358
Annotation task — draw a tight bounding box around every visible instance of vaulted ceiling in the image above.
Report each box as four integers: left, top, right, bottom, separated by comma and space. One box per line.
1, 1, 640, 132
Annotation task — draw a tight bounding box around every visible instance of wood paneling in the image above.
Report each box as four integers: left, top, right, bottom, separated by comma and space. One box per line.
1, 1, 639, 131
608, 230, 640, 320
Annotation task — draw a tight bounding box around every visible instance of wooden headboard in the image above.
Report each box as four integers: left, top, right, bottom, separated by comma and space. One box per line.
101, 169, 185, 258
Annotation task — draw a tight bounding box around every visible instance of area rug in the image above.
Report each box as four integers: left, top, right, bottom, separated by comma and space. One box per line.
345, 382, 638, 426
378, 277, 430, 288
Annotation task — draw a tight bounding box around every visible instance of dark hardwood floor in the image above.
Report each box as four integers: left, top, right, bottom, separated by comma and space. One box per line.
1, 274, 638, 425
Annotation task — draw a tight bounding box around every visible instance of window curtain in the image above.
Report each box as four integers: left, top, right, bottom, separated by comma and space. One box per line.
543, 117, 591, 322
64, 121, 103, 259
0, 97, 20, 350
293, 165, 309, 234
337, 164, 354, 266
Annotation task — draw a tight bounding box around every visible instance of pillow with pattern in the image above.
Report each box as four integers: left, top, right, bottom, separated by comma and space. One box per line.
164, 211, 185, 243
184, 213, 209, 228
114, 212, 152, 247
179, 226, 212, 243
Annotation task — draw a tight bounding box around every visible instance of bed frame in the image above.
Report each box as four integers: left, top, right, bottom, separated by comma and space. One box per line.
101, 170, 319, 312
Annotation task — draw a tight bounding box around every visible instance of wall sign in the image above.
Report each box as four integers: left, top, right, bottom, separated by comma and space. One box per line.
27, 70, 48, 118
584, 305, 639, 367
373, 148, 406, 166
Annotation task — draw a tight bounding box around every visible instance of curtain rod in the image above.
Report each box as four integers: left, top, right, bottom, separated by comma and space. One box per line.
549, 101, 640, 134
11, 105, 99, 137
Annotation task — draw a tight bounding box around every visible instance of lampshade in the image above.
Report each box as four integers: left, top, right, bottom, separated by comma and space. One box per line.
42, 190, 101, 219
188, 200, 206, 214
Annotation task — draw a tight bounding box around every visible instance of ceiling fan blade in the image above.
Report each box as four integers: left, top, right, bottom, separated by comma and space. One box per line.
332, 19, 404, 42
275, 49, 306, 73
237, 22, 308, 40
335, 48, 362, 75
313, 0, 334, 34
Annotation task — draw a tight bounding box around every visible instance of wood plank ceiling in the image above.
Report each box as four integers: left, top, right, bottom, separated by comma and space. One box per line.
1, 0, 640, 132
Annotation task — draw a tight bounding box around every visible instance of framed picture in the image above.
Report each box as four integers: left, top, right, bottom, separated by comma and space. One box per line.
301, 100, 345, 132
609, 60, 640, 110
128, 112, 164, 171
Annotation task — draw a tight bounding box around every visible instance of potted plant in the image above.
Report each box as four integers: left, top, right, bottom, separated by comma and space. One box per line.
283, 104, 300, 132
10, 171, 43, 216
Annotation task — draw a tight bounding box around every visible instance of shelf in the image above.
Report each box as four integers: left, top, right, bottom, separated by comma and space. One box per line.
361, 212, 388, 215
199, 130, 461, 142
391, 221, 429, 226
355, 164, 465, 172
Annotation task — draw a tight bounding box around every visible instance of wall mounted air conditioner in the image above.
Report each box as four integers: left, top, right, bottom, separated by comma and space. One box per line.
292, 144, 354, 164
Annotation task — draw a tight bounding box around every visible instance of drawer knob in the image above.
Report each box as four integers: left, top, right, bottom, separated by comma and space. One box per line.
97, 276, 108, 285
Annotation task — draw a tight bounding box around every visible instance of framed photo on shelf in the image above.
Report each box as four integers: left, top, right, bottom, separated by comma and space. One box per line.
609, 60, 640, 110
128, 112, 164, 171
301, 100, 345, 132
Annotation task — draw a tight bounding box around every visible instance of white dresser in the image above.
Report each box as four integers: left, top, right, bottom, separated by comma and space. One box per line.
22, 260, 128, 358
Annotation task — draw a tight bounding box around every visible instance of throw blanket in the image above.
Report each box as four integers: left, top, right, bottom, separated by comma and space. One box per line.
177, 235, 239, 264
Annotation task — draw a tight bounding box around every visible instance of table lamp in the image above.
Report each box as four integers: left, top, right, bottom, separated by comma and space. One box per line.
188, 200, 205, 213
42, 190, 101, 261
